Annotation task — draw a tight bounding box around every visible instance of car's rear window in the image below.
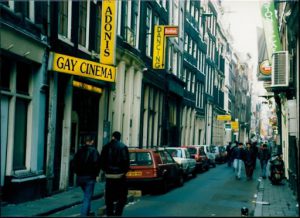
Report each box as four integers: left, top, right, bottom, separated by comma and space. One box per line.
129, 152, 153, 166
187, 148, 196, 155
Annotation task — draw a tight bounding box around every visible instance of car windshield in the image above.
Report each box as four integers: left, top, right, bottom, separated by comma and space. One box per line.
129, 152, 153, 166
168, 149, 182, 158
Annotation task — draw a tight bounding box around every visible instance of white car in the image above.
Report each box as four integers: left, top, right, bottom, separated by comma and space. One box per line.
166, 147, 197, 178
201, 145, 216, 167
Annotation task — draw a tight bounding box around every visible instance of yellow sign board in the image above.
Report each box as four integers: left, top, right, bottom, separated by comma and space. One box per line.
217, 115, 231, 121
152, 25, 166, 69
73, 80, 103, 94
49, 52, 116, 82
100, 0, 117, 65
231, 121, 239, 130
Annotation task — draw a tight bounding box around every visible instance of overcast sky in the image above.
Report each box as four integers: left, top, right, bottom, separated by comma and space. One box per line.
221, 0, 266, 95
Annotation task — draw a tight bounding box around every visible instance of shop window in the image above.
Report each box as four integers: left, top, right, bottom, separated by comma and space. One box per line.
16, 62, 30, 95
13, 98, 28, 170
0, 57, 11, 91
0, 59, 32, 173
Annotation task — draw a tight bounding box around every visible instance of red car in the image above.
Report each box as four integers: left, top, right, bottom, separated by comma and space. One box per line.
126, 147, 184, 193
182, 145, 210, 172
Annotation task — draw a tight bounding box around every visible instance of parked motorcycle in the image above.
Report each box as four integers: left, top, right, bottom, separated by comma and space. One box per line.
268, 154, 285, 185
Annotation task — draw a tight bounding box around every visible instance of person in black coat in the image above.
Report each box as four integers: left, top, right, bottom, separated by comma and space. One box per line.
100, 131, 130, 216
244, 142, 256, 180
72, 135, 101, 216
258, 143, 271, 179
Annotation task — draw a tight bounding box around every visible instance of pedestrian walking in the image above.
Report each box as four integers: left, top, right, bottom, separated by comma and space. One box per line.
231, 142, 245, 180
226, 142, 232, 167
258, 143, 271, 179
251, 141, 258, 169
71, 135, 101, 216
244, 142, 256, 180
100, 131, 130, 216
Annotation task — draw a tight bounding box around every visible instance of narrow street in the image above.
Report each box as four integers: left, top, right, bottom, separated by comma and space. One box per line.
49, 163, 259, 217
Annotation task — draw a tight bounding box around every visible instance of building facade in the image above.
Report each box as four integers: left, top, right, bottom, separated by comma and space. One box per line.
1, 0, 253, 203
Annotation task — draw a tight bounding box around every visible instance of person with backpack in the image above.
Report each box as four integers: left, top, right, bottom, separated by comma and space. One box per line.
71, 135, 101, 216
100, 131, 130, 216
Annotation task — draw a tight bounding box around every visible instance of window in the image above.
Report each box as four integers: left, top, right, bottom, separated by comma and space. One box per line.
131, 0, 139, 47
186, 0, 190, 12
173, 0, 179, 26
146, 7, 152, 56
1, 58, 32, 171
191, 74, 195, 93
95, 3, 102, 53
184, 34, 188, 51
78, 0, 89, 47
173, 49, 178, 76
58, 0, 72, 41
14, 1, 29, 19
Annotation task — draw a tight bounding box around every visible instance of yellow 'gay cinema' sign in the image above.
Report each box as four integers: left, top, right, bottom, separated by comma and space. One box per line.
49, 52, 116, 82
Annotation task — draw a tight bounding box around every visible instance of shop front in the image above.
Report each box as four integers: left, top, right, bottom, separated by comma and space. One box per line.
47, 52, 115, 192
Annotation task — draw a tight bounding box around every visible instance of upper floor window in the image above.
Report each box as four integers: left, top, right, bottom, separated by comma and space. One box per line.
173, 0, 179, 26
78, 0, 90, 48
14, 1, 34, 21
58, 0, 72, 40
95, 3, 102, 53
186, 0, 190, 13
146, 6, 152, 57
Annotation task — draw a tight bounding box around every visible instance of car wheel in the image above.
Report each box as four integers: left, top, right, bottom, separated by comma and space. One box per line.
177, 172, 184, 187
160, 178, 168, 194
192, 169, 197, 178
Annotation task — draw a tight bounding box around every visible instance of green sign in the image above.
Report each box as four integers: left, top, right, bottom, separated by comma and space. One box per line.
260, 0, 282, 62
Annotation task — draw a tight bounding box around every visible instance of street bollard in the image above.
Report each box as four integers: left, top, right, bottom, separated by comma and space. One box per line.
241, 207, 249, 217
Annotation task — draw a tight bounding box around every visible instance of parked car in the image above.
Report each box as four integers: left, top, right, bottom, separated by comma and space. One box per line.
201, 145, 216, 167
165, 147, 197, 178
126, 147, 184, 193
218, 145, 228, 163
182, 145, 210, 172
210, 145, 222, 163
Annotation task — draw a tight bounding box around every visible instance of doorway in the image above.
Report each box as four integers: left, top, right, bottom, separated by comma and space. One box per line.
69, 87, 100, 187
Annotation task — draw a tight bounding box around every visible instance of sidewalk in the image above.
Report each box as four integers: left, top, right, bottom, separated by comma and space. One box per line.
1, 182, 105, 217
254, 177, 299, 217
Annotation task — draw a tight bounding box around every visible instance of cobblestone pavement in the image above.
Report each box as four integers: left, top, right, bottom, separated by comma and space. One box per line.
254, 177, 299, 217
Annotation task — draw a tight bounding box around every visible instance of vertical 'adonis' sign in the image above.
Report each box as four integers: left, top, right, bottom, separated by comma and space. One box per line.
100, 0, 117, 66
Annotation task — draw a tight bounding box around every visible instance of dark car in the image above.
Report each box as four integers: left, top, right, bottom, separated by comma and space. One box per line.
126, 147, 184, 193
183, 145, 210, 172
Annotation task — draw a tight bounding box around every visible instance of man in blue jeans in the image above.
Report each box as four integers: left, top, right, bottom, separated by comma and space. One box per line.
72, 136, 101, 216
258, 143, 271, 179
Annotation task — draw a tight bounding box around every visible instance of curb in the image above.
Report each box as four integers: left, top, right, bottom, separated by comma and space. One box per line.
253, 178, 264, 217
36, 192, 104, 216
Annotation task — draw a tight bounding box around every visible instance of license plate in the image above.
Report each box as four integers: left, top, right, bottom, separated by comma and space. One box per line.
126, 171, 142, 176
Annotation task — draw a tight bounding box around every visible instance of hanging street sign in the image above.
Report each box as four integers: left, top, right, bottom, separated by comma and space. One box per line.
152, 25, 178, 69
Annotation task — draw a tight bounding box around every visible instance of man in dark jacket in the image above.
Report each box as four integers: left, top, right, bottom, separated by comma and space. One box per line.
231, 142, 245, 180
258, 143, 271, 179
72, 135, 101, 216
100, 131, 130, 216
